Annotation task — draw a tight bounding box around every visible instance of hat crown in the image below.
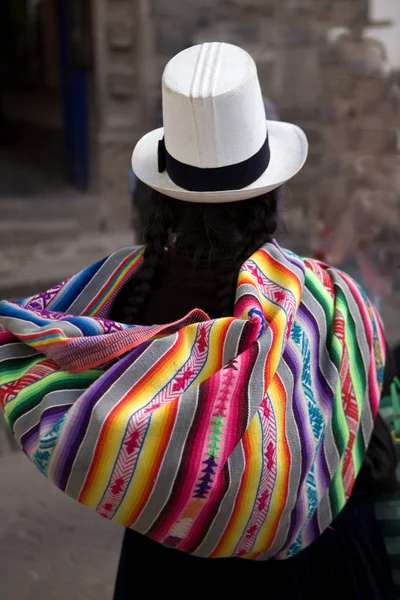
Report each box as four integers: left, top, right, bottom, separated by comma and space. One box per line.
162, 43, 267, 169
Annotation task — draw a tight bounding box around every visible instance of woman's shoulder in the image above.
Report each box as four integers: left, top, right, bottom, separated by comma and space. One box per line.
302, 255, 372, 304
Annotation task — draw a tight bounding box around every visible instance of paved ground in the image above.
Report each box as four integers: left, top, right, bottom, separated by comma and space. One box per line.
0, 184, 136, 299
0, 229, 135, 300
0, 186, 132, 599
0, 451, 122, 600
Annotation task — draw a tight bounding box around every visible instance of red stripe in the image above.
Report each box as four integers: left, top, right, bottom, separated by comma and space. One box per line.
84, 251, 142, 315
79, 334, 184, 502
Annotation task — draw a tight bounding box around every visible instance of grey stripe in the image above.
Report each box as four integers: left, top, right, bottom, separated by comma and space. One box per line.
301, 287, 340, 478
236, 283, 260, 304
384, 537, 400, 554
66, 247, 136, 313
317, 488, 333, 535
273, 246, 306, 285
193, 440, 246, 557
65, 335, 178, 498
222, 321, 244, 366
246, 330, 273, 424
301, 286, 338, 400
333, 274, 375, 455
333, 273, 370, 372
134, 387, 200, 533
13, 389, 84, 442
375, 500, 400, 520
0, 316, 82, 338
321, 412, 340, 478
361, 387, 374, 452
258, 358, 302, 558
0, 341, 39, 362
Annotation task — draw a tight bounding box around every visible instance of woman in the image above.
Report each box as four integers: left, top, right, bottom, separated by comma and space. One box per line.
0, 43, 396, 599
111, 193, 397, 600
131, 95, 280, 242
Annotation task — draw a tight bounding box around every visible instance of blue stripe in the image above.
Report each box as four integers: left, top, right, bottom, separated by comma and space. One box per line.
50, 258, 108, 312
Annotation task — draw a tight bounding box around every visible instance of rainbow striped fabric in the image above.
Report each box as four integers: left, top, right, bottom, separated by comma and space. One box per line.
0, 242, 385, 559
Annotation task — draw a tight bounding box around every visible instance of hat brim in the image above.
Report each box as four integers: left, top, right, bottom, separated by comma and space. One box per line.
131, 121, 308, 203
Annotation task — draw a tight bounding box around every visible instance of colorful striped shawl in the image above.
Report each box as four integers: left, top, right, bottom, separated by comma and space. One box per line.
0, 242, 385, 559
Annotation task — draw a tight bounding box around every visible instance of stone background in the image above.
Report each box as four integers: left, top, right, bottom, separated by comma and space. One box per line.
94, 1, 399, 284
0, 1, 399, 598
91, 0, 400, 336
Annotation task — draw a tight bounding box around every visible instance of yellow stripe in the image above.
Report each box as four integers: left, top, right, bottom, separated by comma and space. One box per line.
29, 337, 65, 348
252, 377, 289, 553
82, 326, 198, 507
97, 321, 233, 519
194, 319, 230, 385
256, 252, 302, 301
114, 400, 173, 524
87, 256, 143, 317
215, 414, 263, 557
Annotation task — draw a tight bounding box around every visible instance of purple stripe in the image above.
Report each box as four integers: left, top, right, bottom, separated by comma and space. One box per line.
21, 428, 38, 456
21, 423, 39, 453
296, 302, 335, 411
21, 405, 71, 454
295, 302, 334, 489
307, 508, 321, 543
282, 301, 336, 548
40, 405, 69, 429
275, 243, 306, 275
316, 448, 330, 496
282, 344, 313, 547
54, 343, 150, 491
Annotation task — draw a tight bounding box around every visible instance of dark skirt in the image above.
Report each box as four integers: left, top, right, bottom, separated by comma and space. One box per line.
114, 492, 396, 600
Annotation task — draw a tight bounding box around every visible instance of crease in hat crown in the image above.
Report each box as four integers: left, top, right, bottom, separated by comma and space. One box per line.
131, 41, 309, 204
161, 42, 267, 169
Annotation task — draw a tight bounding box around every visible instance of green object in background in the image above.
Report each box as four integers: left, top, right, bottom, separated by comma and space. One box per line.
391, 378, 400, 440
376, 377, 400, 597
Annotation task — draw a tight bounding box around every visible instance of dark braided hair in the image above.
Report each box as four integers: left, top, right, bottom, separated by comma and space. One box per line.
113, 194, 173, 324
215, 192, 278, 316
115, 189, 278, 323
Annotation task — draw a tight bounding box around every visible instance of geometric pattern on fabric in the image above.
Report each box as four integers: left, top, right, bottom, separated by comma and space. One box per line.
0, 242, 385, 559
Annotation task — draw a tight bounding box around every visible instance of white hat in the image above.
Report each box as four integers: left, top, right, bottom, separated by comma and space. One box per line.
132, 42, 308, 203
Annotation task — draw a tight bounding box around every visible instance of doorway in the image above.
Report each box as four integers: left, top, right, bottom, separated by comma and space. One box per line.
0, 0, 91, 197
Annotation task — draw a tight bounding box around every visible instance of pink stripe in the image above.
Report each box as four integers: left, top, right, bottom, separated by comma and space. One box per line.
0, 331, 16, 343
151, 378, 223, 542
179, 357, 253, 552
342, 274, 384, 414
181, 467, 227, 552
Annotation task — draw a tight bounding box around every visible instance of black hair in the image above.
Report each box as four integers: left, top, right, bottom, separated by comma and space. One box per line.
117, 189, 279, 324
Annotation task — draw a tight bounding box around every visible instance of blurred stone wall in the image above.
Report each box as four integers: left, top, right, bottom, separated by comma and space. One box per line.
91, 0, 155, 230
92, 0, 400, 268
149, 0, 392, 252
309, 30, 400, 266
308, 27, 400, 333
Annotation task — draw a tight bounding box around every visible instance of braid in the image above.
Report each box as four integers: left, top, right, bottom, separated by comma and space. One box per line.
119, 194, 173, 324
115, 188, 279, 323
216, 191, 278, 317
216, 258, 243, 317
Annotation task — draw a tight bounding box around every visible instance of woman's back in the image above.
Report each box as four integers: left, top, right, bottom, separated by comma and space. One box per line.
112, 251, 223, 326
111, 224, 396, 599
0, 41, 396, 600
